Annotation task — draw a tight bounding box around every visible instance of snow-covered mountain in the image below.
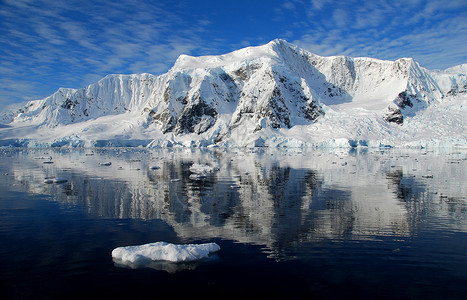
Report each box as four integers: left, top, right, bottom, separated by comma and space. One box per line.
1, 39, 466, 148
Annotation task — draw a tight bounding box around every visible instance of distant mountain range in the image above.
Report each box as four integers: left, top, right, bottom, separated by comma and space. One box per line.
1, 39, 466, 148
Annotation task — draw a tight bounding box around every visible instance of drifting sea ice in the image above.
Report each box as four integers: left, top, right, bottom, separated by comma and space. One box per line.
189, 173, 207, 180
189, 163, 214, 174
112, 242, 220, 266
188, 163, 215, 180
43, 178, 68, 184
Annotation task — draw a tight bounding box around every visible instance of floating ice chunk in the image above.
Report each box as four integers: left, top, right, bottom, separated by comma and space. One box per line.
189, 163, 214, 174
111, 242, 220, 265
44, 178, 68, 184
189, 173, 207, 180
188, 163, 214, 180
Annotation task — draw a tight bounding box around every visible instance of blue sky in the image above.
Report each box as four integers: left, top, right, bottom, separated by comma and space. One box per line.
1, 0, 466, 108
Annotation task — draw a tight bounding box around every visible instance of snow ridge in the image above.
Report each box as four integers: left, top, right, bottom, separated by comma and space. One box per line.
1, 39, 466, 148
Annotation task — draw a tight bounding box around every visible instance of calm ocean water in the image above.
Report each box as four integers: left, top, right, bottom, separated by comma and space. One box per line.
0, 148, 466, 299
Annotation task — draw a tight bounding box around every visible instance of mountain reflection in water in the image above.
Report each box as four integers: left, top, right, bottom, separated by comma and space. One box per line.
1, 147, 466, 260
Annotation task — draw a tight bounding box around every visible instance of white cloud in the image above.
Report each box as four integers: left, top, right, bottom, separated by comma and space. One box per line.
283, 2, 296, 10
0, 0, 466, 107
332, 8, 348, 28
0, 0, 216, 104
310, 0, 330, 10
293, 0, 467, 69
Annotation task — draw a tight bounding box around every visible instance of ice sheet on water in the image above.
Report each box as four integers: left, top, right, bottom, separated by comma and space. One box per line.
189, 163, 214, 174
43, 178, 68, 184
111, 242, 220, 265
189, 173, 207, 180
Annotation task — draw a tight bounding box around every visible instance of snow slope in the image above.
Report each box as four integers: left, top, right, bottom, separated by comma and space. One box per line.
1, 39, 466, 148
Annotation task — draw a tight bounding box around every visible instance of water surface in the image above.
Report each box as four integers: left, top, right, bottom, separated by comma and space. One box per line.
0, 148, 466, 299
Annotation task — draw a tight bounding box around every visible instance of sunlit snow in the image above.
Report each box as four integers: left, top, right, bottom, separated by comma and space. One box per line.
43, 178, 67, 184
1, 39, 466, 149
189, 163, 214, 174
112, 242, 220, 265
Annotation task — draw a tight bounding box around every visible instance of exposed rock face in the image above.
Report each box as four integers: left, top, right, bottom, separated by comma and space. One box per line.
385, 106, 404, 125
385, 91, 417, 124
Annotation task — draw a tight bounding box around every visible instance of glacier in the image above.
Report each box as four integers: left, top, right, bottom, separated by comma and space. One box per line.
1, 39, 466, 149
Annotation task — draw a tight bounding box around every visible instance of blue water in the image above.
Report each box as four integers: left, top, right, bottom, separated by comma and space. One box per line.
0, 148, 466, 299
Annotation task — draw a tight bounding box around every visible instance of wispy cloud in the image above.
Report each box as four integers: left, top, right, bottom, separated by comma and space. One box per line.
0, 0, 212, 105
332, 8, 348, 28
293, 0, 467, 69
0, 0, 465, 109
283, 2, 296, 10
310, 0, 331, 10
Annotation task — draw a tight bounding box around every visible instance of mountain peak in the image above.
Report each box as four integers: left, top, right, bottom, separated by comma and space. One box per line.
265, 38, 294, 48
172, 39, 299, 71
445, 63, 467, 74
1, 39, 466, 148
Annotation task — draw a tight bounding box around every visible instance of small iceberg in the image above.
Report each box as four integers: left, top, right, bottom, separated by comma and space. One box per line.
112, 242, 220, 272
188, 163, 215, 180
189, 173, 207, 180
189, 163, 214, 175
44, 178, 68, 184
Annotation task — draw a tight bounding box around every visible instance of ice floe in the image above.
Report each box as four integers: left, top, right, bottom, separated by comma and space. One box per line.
189, 163, 214, 174
112, 242, 220, 269
43, 178, 68, 184
188, 163, 215, 180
